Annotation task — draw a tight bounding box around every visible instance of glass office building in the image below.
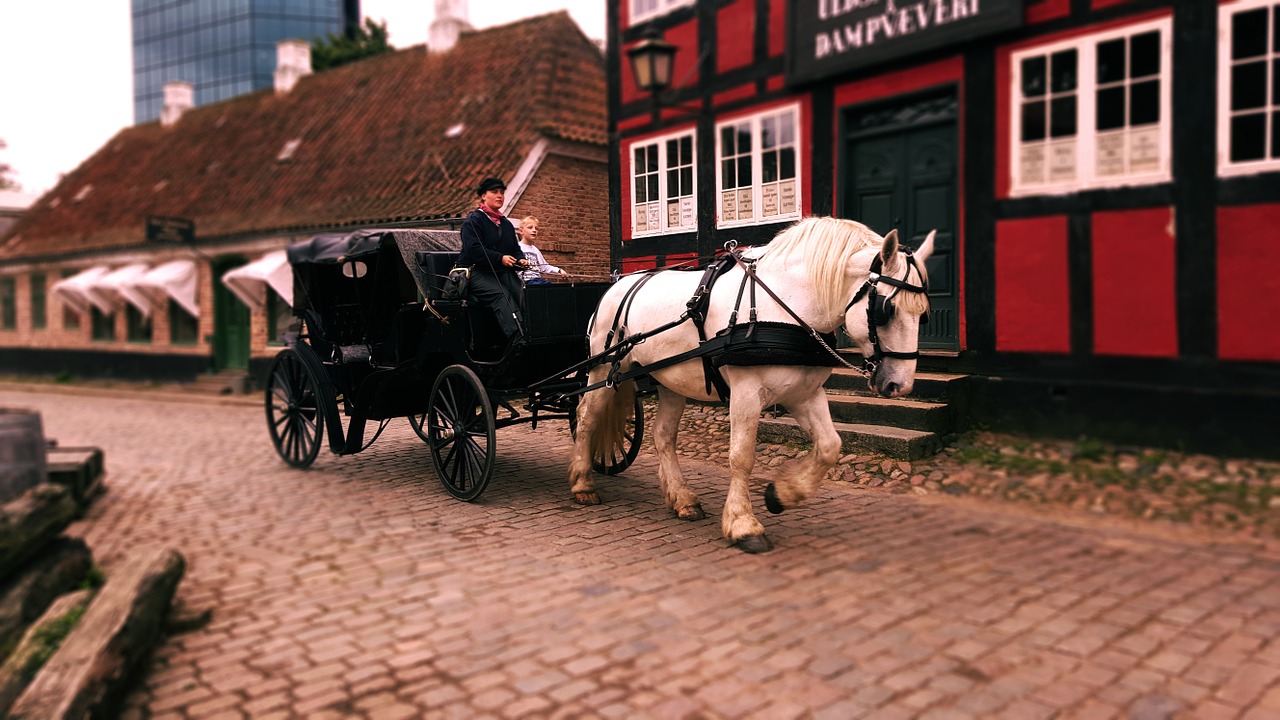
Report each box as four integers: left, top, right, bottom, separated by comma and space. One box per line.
132, 0, 360, 123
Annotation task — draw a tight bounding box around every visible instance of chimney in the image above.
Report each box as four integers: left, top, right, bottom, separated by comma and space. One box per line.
429, 0, 472, 53
274, 39, 313, 95
160, 81, 194, 127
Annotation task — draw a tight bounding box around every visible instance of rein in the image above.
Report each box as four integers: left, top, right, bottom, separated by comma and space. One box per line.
843, 251, 930, 377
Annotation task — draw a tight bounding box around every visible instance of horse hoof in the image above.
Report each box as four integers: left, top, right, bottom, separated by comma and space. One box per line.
764, 483, 785, 514
734, 535, 773, 554
676, 504, 705, 521
573, 492, 601, 505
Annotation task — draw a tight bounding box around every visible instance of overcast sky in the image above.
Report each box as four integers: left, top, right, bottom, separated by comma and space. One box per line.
0, 1, 605, 197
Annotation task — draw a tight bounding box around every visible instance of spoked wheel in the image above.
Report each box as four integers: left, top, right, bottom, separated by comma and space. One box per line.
407, 413, 429, 443
265, 348, 324, 468
427, 365, 496, 501
570, 392, 645, 475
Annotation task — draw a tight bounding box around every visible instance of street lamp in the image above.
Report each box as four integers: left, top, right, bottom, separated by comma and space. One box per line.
626, 31, 677, 95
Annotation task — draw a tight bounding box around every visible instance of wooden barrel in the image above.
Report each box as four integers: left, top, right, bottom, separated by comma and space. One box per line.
0, 409, 47, 502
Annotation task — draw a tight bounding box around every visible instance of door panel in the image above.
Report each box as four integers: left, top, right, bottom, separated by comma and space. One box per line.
212, 257, 251, 370
843, 94, 960, 350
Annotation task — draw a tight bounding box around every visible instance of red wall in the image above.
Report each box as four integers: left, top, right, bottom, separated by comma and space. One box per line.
995, 217, 1071, 353
717, 0, 753, 74
768, 0, 786, 57
1091, 208, 1178, 358
1218, 204, 1280, 362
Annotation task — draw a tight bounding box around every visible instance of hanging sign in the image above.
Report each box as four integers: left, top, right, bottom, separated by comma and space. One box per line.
146, 216, 195, 244
787, 0, 1024, 84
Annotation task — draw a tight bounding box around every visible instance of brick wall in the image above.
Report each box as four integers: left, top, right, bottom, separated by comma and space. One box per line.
510, 153, 612, 282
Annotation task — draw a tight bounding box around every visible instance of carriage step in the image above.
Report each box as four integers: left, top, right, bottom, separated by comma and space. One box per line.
757, 416, 943, 461
825, 395, 952, 433
825, 369, 969, 401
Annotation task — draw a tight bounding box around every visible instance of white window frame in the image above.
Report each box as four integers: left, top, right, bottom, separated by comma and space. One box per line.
629, 127, 698, 238
714, 103, 804, 229
1218, 0, 1280, 176
630, 0, 696, 26
1010, 17, 1173, 196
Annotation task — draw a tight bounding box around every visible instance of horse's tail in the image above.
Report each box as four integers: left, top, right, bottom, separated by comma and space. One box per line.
590, 380, 636, 462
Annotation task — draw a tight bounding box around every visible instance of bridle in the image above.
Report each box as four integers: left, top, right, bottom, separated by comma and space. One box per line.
843, 250, 931, 378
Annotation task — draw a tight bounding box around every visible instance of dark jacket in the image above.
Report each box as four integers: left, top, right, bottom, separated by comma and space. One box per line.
458, 208, 524, 273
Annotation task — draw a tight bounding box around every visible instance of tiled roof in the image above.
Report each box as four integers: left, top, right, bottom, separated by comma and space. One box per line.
0, 12, 605, 261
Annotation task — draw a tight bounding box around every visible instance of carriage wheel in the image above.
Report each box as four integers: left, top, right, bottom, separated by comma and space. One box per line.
265, 348, 324, 468
407, 413, 430, 443
427, 365, 496, 501
570, 393, 645, 475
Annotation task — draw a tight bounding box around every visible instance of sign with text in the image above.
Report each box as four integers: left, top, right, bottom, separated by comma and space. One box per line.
146, 216, 195, 244
787, 0, 1023, 85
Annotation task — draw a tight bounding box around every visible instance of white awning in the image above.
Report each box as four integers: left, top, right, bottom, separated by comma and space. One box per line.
84, 264, 149, 314
50, 265, 112, 315
121, 259, 199, 318
221, 251, 292, 311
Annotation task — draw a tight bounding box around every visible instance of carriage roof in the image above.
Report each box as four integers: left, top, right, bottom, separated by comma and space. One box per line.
287, 228, 461, 301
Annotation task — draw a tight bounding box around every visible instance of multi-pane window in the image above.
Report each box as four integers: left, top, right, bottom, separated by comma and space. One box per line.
91, 308, 115, 341
30, 273, 46, 330
1219, 0, 1280, 175
1011, 18, 1172, 195
61, 270, 80, 330
630, 0, 695, 25
631, 130, 697, 236
716, 105, 802, 227
170, 300, 199, 345
126, 305, 153, 343
0, 277, 14, 330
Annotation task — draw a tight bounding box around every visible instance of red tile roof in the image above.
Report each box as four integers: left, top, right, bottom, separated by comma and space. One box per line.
1, 12, 605, 261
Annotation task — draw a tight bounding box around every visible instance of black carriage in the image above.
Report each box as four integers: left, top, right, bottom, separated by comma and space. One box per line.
265, 228, 643, 500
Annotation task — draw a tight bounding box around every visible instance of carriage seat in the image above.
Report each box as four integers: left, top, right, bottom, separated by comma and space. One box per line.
414, 251, 460, 302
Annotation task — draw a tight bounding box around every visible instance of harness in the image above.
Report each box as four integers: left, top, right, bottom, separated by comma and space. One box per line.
540, 242, 930, 401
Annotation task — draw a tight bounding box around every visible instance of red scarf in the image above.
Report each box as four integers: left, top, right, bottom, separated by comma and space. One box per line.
479, 203, 503, 226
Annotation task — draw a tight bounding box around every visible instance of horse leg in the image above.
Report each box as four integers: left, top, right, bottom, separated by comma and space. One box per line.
764, 391, 842, 514
722, 393, 772, 553
652, 386, 703, 520
567, 370, 610, 505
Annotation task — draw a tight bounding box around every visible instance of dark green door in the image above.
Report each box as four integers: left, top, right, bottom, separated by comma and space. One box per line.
212, 257, 250, 370
842, 92, 960, 351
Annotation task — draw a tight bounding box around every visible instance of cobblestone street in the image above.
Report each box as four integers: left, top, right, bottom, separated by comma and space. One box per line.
8, 387, 1280, 719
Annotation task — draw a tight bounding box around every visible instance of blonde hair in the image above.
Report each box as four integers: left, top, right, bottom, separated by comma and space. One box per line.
517, 217, 540, 241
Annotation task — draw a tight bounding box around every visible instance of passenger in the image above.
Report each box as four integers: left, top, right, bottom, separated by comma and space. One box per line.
458, 177, 529, 347
516, 216, 568, 286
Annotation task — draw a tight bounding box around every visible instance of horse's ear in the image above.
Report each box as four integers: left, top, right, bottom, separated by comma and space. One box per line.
881, 229, 899, 263
916, 230, 937, 262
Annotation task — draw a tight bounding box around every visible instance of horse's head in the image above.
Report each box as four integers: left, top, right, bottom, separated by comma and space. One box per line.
844, 228, 935, 398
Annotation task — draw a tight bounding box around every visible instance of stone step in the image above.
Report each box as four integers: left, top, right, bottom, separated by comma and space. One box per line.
757, 416, 943, 461
825, 395, 952, 433
825, 368, 969, 401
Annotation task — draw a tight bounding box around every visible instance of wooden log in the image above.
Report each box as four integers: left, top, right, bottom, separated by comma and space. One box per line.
0, 537, 92, 661
0, 589, 93, 717
45, 447, 105, 513
9, 548, 185, 720
0, 484, 77, 580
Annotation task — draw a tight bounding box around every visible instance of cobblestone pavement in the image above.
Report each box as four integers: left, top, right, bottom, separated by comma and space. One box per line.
9, 388, 1280, 719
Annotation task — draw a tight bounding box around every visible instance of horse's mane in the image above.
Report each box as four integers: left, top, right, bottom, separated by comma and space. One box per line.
753, 217, 883, 315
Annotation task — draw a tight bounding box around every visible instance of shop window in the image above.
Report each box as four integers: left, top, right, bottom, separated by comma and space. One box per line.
30, 273, 46, 330
61, 269, 80, 330
0, 277, 14, 330
1011, 17, 1172, 195
715, 104, 802, 228
630, 0, 695, 26
169, 300, 199, 345
1219, 0, 1280, 175
631, 129, 697, 237
91, 308, 116, 341
126, 304, 153, 343
267, 290, 293, 345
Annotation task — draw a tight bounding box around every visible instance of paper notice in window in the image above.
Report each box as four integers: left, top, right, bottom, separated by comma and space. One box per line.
647, 205, 661, 232
737, 188, 753, 218
762, 185, 779, 216
635, 205, 648, 232
1129, 127, 1160, 173
680, 197, 694, 227
668, 200, 680, 227
1049, 139, 1076, 183
1020, 144, 1045, 185
1097, 131, 1125, 177
780, 180, 796, 214
721, 191, 737, 221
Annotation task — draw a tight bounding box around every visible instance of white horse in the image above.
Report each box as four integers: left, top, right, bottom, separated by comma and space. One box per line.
568, 216, 935, 553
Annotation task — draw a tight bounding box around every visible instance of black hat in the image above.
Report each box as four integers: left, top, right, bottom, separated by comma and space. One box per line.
476, 177, 507, 195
